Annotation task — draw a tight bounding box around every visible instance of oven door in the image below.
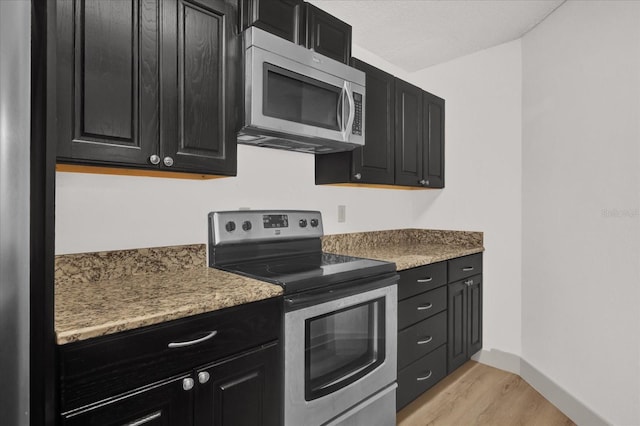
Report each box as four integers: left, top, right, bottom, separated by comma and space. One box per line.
284, 277, 397, 426
245, 45, 365, 145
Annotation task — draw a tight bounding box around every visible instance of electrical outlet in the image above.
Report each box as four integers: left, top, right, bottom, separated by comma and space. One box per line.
338, 205, 346, 223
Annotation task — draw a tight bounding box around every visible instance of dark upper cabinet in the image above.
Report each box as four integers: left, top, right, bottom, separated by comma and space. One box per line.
56, 0, 239, 176
302, 3, 352, 64
423, 91, 445, 188
239, 1, 351, 64
240, 0, 303, 43
395, 78, 424, 186
161, 0, 240, 175
315, 58, 395, 185
195, 344, 281, 426
315, 61, 445, 189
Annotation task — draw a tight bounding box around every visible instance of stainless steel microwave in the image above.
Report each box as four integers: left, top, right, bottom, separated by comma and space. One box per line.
238, 27, 366, 154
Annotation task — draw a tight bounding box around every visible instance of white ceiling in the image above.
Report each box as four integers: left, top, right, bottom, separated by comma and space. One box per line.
309, 0, 566, 72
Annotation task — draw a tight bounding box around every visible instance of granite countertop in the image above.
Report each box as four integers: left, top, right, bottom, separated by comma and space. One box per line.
55, 229, 483, 345
323, 229, 484, 270
54, 245, 282, 344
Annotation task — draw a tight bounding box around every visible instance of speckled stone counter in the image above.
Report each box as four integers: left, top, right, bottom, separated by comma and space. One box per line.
322, 229, 483, 270
55, 244, 282, 344
55, 229, 482, 344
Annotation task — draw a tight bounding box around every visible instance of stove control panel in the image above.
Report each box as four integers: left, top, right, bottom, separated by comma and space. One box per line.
209, 210, 323, 245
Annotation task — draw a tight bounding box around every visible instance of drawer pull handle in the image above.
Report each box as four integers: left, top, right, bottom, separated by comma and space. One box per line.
168, 330, 218, 348
417, 336, 433, 345
417, 303, 433, 311
125, 411, 162, 426
462, 267, 474, 272
417, 277, 433, 283
416, 370, 433, 381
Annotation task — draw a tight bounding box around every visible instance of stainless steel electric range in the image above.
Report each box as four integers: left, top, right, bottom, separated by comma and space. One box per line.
208, 210, 398, 426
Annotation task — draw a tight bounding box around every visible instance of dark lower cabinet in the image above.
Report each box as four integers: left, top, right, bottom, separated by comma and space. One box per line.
56, 0, 240, 176
396, 254, 482, 411
58, 298, 282, 426
61, 375, 193, 425
448, 274, 483, 373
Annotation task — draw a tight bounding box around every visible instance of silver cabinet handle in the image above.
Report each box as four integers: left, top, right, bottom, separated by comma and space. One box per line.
416, 370, 433, 381
462, 267, 474, 271
163, 156, 174, 167
417, 277, 433, 283
182, 377, 194, 391
419, 179, 429, 186
465, 279, 474, 286
417, 336, 433, 345
168, 330, 217, 348
198, 371, 210, 384
124, 411, 162, 426
417, 303, 433, 311
354, 173, 362, 180
149, 155, 160, 165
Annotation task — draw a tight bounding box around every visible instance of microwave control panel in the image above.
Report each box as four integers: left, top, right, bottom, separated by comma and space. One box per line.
352, 92, 363, 136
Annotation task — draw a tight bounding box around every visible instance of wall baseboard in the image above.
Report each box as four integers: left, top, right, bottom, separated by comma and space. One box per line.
473, 349, 610, 426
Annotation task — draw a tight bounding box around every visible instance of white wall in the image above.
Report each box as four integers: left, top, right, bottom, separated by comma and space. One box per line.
55, 146, 417, 254
410, 42, 524, 359
522, 1, 640, 425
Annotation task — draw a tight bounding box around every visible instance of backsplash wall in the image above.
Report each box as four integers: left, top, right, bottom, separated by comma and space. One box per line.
55, 145, 418, 254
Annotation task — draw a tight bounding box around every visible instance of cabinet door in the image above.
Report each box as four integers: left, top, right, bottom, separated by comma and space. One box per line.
241, 0, 302, 43
395, 79, 423, 187
194, 343, 280, 426
352, 59, 395, 184
61, 376, 193, 426
447, 280, 468, 373
56, 0, 159, 167
468, 276, 483, 356
303, 3, 351, 64
422, 91, 445, 188
161, 0, 240, 175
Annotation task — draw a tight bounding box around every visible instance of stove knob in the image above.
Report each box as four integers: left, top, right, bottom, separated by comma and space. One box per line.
310, 218, 319, 227
299, 219, 308, 228
242, 221, 252, 231
225, 221, 236, 232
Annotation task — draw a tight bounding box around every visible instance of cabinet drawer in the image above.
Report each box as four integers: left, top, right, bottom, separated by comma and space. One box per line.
398, 311, 447, 370
448, 253, 483, 282
59, 297, 281, 412
398, 261, 447, 301
396, 344, 447, 411
398, 285, 447, 330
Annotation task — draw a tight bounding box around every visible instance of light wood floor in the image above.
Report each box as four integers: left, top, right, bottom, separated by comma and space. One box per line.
397, 361, 575, 426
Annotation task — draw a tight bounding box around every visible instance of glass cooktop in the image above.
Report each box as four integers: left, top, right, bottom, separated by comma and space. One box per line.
218, 252, 396, 294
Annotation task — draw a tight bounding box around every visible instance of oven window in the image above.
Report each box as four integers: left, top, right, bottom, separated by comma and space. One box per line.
263, 64, 341, 131
305, 298, 385, 401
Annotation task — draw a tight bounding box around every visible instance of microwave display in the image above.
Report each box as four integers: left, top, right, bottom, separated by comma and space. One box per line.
263, 214, 289, 229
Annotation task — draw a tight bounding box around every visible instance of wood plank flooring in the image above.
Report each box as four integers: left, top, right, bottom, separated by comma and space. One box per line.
397, 361, 575, 426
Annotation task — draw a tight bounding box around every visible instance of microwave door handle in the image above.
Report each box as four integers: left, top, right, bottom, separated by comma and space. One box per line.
336, 87, 345, 131
343, 82, 355, 141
